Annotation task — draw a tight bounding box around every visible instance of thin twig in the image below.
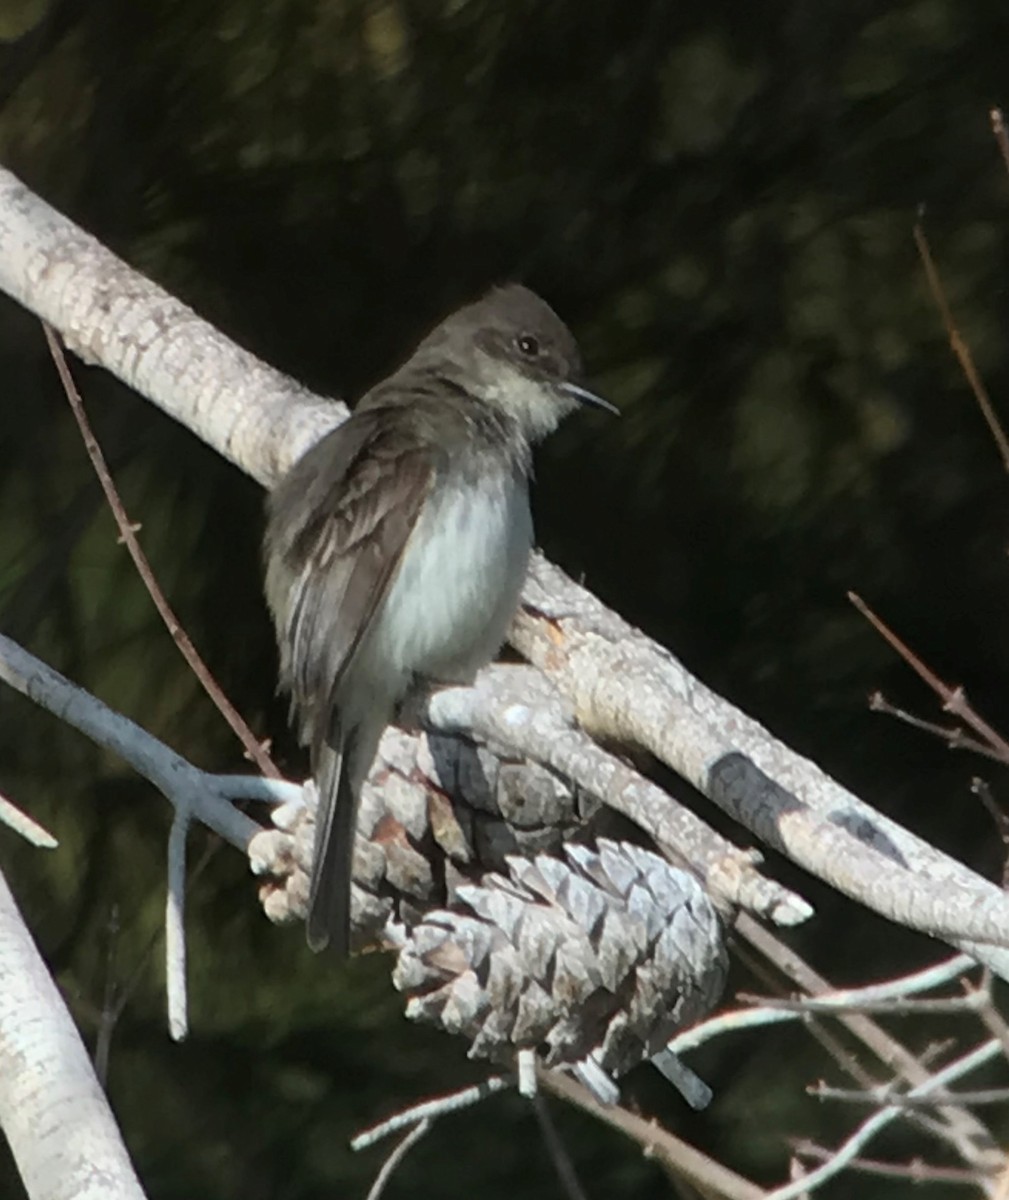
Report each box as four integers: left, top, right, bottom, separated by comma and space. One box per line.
166, 809, 190, 1041
93, 905, 120, 1087
786, 1155, 811, 1200
518, 1047, 537, 1097
0, 629, 267, 1044
766, 1040, 1003, 1199
351, 1077, 512, 1152
849, 593, 1009, 761
728, 931, 870, 1090
971, 778, 1009, 886
674, 953, 977, 1054
532, 1094, 591, 1200
538, 1068, 766, 1200
912, 219, 1009, 471
737, 993, 982, 1017
810, 1081, 1009, 1107
100, 825, 272, 1052
735, 916, 1000, 1173
991, 109, 1009, 185
0, 791, 57, 848
668, 1005, 804, 1052
869, 692, 1005, 763
42, 322, 281, 778
792, 1140, 990, 1186
976, 996, 1009, 1065
364, 1118, 431, 1200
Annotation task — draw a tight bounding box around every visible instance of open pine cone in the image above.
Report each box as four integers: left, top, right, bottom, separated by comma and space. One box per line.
393, 839, 727, 1102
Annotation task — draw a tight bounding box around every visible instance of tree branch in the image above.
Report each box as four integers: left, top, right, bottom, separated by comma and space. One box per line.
0, 865, 148, 1200
2, 162, 1007, 972
0, 630, 261, 850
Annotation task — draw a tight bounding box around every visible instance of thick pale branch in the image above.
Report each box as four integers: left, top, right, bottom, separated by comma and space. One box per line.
0, 166, 336, 485
515, 558, 1009, 973
0, 866, 147, 1200
421, 666, 809, 925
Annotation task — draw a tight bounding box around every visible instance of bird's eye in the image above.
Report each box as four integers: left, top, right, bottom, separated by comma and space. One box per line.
515, 334, 540, 357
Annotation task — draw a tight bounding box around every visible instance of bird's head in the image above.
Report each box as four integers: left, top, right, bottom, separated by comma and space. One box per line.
420, 284, 617, 441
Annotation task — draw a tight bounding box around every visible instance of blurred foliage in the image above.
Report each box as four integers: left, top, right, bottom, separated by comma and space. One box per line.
3, 0, 1009, 1195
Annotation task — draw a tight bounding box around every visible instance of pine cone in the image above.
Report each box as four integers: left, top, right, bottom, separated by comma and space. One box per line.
250, 724, 602, 947
393, 840, 727, 1099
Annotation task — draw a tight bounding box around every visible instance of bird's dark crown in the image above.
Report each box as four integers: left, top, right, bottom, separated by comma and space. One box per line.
419, 283, 584, 388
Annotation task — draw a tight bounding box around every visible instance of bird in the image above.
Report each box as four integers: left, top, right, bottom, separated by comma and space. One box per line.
263, 284, 615, 956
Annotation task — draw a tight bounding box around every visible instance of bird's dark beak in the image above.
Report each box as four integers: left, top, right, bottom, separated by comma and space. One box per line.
560, 381, 620, 415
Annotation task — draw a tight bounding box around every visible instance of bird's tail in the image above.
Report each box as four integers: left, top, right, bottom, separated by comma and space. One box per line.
306, 716, 385, 956
306, 737, 357, 956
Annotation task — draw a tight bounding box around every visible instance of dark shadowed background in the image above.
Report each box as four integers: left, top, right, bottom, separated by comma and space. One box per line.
2, 1, 1009, 1196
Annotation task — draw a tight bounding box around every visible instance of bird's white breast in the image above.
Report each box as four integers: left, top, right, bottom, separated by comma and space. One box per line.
364, 467, 533, 689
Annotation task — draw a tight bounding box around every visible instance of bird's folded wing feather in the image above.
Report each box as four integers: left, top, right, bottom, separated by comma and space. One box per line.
263, 409, 436, 753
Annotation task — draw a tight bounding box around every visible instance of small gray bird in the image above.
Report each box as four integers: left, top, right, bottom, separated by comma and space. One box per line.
264, 284, 614, 956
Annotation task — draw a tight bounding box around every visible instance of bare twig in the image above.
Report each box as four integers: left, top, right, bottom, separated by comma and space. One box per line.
729, 932, 870, 1091
735, 916, 1001, 1173
766, 1040, 1003, 1199
0, 629, 313, 1045
869, 692, 1004, 762
0, 790, 57, 848
351, 1077, 512, 1152
668, 1005, 803, 1053
737, 992, 982, 1017
165, 810, 190, 1041
810, 1081, 1009, 1107
532, 1094, 591, 1200
0, 631, 260, 851
991, 109, 1009, 186
972, 778, 1009, 886
93, 905, 121, 1087
538, 1068, 766, 1200
709, 946, 975, 1039
976, 996, 1009, 1064
850, 593, 1009, 762
42, 322, 280, 779
364, 1118, 431, 1200
88, 816, 290, 1059
912, 218, 1009, 471
793, 1140, 988, 1186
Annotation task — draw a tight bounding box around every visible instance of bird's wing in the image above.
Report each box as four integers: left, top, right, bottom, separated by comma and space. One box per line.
263, 409, 436, 753
265, 409, 437, 955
